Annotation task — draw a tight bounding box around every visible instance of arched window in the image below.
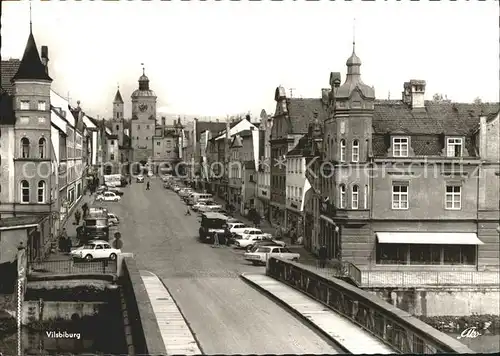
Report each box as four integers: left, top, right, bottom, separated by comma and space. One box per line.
352, 185, 359, 209
339, 184, 346, 208
21, 137, 30, 158
339, 139, 346, 162
352, 140, 359, 162
20, 180, 30, 203
37, 181, 46, 203
39, 137, 46, 158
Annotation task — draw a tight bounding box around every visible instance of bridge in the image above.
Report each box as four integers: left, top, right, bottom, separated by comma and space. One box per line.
14, 254, 473, 355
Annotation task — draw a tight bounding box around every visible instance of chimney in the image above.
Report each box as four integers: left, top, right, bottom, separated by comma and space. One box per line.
321, 88, 329, 105
41, 46, 49, 74
161, 116, 166, 126
403, 80, 426, 109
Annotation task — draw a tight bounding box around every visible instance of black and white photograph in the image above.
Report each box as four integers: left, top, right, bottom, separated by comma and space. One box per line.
0, 0, 499, 355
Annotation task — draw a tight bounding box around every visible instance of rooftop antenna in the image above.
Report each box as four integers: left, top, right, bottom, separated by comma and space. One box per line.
29, 0, 32, 32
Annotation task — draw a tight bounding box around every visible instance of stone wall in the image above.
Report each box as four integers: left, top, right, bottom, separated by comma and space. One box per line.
120, 257, 165, 355
368, 287, 500, 317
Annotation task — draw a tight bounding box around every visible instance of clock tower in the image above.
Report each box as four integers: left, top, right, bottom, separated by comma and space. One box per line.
130, 67, 157, 164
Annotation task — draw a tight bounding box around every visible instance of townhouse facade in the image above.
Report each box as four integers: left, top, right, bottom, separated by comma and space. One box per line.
270, 87, 327, 229
297, 45, 500, 271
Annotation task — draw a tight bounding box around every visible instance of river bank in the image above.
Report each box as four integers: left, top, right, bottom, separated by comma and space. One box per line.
418, 314, 500, 332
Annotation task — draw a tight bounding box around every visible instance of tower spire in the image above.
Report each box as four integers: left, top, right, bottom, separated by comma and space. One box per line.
352, 17, 356, 53
29, 0, 32, 33
141, 63, 145, 76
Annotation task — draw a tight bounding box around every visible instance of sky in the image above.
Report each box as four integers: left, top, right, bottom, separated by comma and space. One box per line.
2, 0, 499, 122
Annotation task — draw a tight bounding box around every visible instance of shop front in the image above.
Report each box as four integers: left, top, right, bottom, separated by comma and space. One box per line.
320, 215, 341, 260
286, 207, 303, 238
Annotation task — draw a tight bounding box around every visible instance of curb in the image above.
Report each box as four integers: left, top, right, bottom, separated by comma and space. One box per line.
240, 273, 351, 354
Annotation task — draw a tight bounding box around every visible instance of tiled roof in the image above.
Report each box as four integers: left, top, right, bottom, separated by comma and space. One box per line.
0, 215, 46, 229
1, 59, 21, 95
114, 89, 124, 103
12, 32, 52, 82
286, 98, 328, 134
373, 100, 500, 135
286, 135, 310, 157
196, 121, 227, 140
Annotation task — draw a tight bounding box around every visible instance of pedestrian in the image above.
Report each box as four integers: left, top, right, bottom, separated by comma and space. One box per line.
185, 207, 191, 216
275, 223, 282, 240
74, 209, 81, 225
319, 244, 327, 268
212, 232, 220, 248
66, 236, 73, 253
146, 181, 150, 190
82, 203, 88, 218
291, 227, 297, 245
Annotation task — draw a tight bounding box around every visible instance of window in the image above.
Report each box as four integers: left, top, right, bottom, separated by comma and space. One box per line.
392, 182, 409, 209
38, 137, 46, 158
37, 181, 46, 203
116, 125, 119, 130
446, 138, 463, 157
364, 185, 368, 209
339, 184, 346, 208
392, 137, 409, 157
21, 137, 30, 158
156, 142, 160, 146
340, 139, 346, 162
352, 140, 359, 162
20, 100, 30, 110
38, 101, 46, 111
111, 140, 114, 145
445, 185, 461, 210
116, 112, 119, 119
299, 187, 302, 198
146, 137, 149, 140
21, 180, 29, 203
146, 125, 150, 129
352, 185, 359, 209
110, 153, 115, 160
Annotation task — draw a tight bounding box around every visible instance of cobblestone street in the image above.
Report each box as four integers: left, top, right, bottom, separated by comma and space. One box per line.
104, 178, 341, 355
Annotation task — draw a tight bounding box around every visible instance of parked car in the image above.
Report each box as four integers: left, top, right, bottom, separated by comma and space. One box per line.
249, 240, 285, 252
70, 240, 121, 261
228, 222, 249, 235
136, 175, 145, 183
147, 171, 154, 177
107, 187, 124, 196
235, 228, 272, 240
195, 201, 223, 213
173, 185, 182, 192
244, 246, 300, 265
107, 213, 120, 226
96, 185, 108, 195
227, 217, 241, 224
96, 191, 121, 202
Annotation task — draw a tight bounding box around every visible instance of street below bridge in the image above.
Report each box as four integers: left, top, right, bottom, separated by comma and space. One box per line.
102, 178, 342, 355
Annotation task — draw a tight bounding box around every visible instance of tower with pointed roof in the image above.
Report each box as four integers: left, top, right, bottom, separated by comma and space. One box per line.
130, 66, 157, 164
8, 21, 54, 219
113, 86, 124, 120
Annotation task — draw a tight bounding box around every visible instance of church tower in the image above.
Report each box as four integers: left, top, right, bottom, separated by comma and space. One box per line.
112, 86, 125, 147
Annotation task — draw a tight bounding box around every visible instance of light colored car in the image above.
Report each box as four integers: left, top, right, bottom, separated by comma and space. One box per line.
196, 202, 223, 213
173, 185, 181, 192
70, 241, 121, 261
179, 188, 193, 198
244, 246, 300, 266
235, 228, 272, 241
96, 191, 121, 202
136, 175, 145, 183
107, 213, 120, 226
228, 223, 249, 235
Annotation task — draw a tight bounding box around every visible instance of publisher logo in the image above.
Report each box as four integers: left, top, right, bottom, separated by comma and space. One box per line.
457, 326, 482, 340
46, 331, 81, 340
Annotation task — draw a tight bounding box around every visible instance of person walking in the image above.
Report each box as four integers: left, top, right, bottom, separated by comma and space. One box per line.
185, 207, 191, 216
146, 181, 150, 190
212, 232, 220, 248
275, 223, 282, 240
318, 244, 327, 268
74, 209, 81, 225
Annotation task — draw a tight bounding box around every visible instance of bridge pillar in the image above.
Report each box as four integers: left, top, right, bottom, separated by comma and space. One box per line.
117, 253, 134, 277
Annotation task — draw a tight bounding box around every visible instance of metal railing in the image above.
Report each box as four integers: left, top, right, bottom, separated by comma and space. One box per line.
267, 257, 473, 354
362, 270, 500, 287
29, 259, 117, 275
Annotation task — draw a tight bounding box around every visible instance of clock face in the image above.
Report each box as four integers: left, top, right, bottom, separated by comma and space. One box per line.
139, 104, 148, 112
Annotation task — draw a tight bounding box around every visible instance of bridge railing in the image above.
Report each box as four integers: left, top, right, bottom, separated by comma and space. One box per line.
266, 257, 473, 354
29, 259, 117, 275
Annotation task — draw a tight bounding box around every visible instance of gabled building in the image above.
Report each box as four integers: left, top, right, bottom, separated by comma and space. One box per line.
314, 43, 499, 272
270, 87, 327, 229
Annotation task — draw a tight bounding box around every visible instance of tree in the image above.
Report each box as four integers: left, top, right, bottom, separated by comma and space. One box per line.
433, 93, 444, 102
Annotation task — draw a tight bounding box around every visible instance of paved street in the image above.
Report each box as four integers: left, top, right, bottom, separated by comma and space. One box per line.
103, 178, 342, 355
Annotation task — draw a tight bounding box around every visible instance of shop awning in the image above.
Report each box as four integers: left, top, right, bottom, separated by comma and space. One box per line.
376, 232, 484, 245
